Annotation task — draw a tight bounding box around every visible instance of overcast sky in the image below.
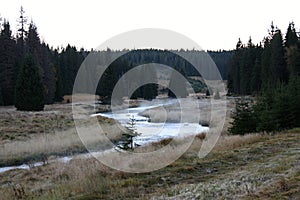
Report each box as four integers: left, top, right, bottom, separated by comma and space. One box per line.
0, 0, 299, 51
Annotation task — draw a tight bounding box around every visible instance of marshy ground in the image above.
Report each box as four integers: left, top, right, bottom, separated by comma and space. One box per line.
0, 98, 299, 199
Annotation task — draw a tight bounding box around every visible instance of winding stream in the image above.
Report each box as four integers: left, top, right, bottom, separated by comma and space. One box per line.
0, 99, 209, 173
92, 100, 209, 146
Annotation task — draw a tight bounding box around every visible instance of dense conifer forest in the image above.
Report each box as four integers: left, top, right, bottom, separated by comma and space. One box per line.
1, 8, 299, 134
0, 8, 232, 110
228, 22, 300, 134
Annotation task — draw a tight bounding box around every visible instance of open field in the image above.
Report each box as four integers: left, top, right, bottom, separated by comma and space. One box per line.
0, 103, 124, 167
0, 99, 299, 199
0, 131, 299, 199
0, 98, 145, 167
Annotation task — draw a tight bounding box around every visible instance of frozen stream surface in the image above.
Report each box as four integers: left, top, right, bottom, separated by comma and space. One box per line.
91, 101, 209, 146
0, 99, 209, 173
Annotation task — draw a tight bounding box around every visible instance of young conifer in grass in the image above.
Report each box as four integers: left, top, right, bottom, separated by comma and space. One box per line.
116, 115, 141, 150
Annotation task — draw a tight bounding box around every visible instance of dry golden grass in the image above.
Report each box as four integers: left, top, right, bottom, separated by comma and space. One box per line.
0, 98, 299, 199
0, 119, 123, 165
214, 133, 264, 151
0, 131, 299, 199
0, 104, 122, 166
63, 93, 100, 103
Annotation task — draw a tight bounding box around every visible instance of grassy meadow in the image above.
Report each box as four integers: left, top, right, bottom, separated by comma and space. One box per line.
0, 99, 299, 199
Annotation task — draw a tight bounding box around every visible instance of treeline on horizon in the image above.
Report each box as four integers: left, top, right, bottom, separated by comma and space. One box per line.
228, 22, 300, 134
0, 8, 232, 110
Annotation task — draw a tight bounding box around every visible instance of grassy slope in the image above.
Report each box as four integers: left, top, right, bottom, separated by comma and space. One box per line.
0, 131, 299, 199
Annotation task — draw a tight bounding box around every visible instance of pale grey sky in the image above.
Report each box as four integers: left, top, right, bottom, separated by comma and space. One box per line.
0, 0, 299, 51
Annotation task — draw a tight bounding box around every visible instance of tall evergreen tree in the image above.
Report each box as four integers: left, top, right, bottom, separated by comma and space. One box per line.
270, 29, 288, 84
261, 37, 272, 90
16, 6, 27, 56
15, 55, 44, 111
285, 22, 298, 48
227, 22, 300, 134
0, 21, 17, 105
40, 43, 56, 104
285, 23, 300, 77
25, 22, 57, 104
59, 45, 85, 95
227, 39, 244, 94
26, 22, 41, 59
53, 49, 64, 102
97, 59, 118, 103
240, 38, 256, 95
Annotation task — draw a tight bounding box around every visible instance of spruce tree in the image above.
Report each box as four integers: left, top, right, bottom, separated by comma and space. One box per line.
53, 49, 64, 102
285, 24, 300, 76
227, 39, 244, 94
0, 21, 17, 105
60, 45, 85, 95
261, 38, 272, 90
116, 115, 141, 150
16, 6, 27, 56
285, 22, 298, 48
240, 38, 256, 95
229, 99, 257, 135
254, 89, 279, 133
97, 62, 117, 103
270, 29, 288, 84
15, 55, 44, 111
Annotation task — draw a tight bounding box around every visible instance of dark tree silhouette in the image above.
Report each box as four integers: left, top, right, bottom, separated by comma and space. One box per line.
15, 55, 44, 111
0, 21, 17, 105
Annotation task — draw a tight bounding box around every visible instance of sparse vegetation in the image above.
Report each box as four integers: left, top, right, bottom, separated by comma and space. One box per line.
187, 77, 206, 93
